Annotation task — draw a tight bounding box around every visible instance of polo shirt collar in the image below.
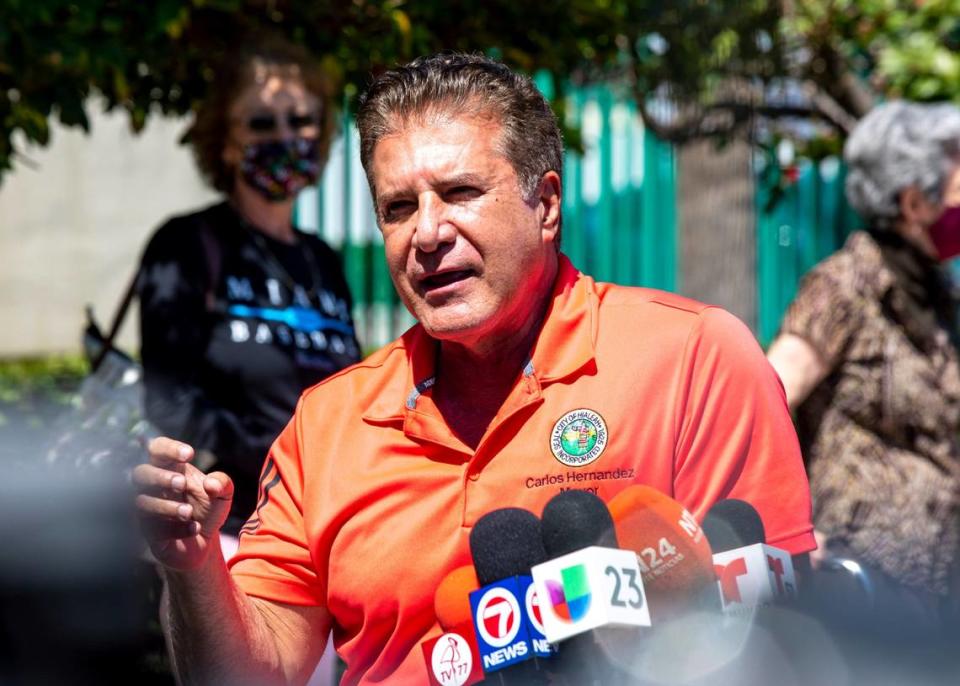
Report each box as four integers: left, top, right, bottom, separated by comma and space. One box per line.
359, 325, 436, 424
361, 253, 598, 422
528, 254, 598, 383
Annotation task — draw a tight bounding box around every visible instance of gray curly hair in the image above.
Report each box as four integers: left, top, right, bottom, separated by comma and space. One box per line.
844, 100, 960, 230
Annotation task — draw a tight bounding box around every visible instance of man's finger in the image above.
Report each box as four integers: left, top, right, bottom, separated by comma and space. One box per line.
203, 472, 235, 501
136, 493, 194, 521
132, 463, 187, 494
148, 437, 194, 466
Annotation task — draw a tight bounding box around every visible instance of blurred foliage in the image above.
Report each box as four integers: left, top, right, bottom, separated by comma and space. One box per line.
0, 355, 88, 406
0, 355, 87, 434
0, 0, 784, 182
785, 0, 960, 102
777, 0, 960, 154
3, 1, 960, 182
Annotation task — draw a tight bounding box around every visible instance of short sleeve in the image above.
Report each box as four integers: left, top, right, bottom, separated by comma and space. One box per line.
229, 404, 324, 606
673, 308, 816, 555
780, 269, 861, 366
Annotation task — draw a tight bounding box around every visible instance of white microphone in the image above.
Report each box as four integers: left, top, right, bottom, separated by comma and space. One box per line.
702, 499, 797, 612
531, 491, 651, 645
531, 544, 652, 642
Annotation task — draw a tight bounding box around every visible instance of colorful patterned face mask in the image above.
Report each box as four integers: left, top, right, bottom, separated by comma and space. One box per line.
240, 137, 320, 202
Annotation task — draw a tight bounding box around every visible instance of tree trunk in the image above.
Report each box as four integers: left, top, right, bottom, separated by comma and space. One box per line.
677, 138, 757, 332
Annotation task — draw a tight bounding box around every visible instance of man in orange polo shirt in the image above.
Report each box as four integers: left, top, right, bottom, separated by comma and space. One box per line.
134, 53, 814, 685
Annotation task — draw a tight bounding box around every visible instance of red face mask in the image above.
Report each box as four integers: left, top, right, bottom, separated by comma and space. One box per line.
928, 205, 960, 261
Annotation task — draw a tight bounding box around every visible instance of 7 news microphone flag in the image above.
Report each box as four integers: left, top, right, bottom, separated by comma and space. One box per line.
468, 508, 554, 682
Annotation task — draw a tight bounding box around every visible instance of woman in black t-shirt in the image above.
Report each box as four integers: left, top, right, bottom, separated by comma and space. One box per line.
138, 38, 360, 536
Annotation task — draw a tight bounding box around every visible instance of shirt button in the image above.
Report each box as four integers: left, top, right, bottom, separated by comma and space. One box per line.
468, 471, 480, 482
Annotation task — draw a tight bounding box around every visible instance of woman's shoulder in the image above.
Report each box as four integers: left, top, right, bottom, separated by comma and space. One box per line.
141, 201, 230, 263
804, 230, 885, 299
295, 229, 343, 264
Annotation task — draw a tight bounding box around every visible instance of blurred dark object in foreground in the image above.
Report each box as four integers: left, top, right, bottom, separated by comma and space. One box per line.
42, 310, 156, 474
801, 551, 960, 686
0, 467, 161, 684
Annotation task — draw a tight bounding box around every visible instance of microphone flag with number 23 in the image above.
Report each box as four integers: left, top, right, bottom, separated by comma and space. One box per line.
531, 546, 651, 643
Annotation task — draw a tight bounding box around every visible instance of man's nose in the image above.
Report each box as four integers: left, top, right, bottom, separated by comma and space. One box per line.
412, 194, 455, 253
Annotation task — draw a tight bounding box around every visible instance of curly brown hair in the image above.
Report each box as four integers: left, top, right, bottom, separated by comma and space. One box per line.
185, 37, 338, 194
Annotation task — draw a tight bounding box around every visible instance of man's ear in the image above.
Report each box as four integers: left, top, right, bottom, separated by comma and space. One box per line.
537, 171, 562, 243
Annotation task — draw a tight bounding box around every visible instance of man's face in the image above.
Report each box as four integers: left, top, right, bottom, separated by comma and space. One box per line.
371, 114, 560, 349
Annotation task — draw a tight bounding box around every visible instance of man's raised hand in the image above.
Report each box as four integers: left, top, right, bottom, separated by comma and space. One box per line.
133, 437, 234, 570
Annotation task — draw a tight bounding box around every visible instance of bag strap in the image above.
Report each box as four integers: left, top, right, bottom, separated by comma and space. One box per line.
91, 218, 224, 371
90, 267, 142, 371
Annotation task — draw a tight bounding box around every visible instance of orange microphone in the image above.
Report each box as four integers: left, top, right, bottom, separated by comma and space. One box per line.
607, 485, 719, 622
434, 565, 480, 631
421, 565, 485, 686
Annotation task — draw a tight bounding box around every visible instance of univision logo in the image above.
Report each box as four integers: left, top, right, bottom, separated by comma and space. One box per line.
545, 564, 591, 623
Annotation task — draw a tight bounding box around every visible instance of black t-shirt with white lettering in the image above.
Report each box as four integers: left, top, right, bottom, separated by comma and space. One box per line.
138, 201, 360, 528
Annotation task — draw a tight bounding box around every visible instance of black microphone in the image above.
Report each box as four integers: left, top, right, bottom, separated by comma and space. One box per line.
702, 499, 797, 610
539, 490, 637, 686
471, 508, 548, 586
701, 498, 766, 552
541, 489, 619, 555
468, 508, 552, 684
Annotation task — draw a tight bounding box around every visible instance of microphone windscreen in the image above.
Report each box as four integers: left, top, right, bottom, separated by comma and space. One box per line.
469, 508, 547, 586
701, 499, 766, 553
434, 565, 479, 631
541, 490, 618, 556
608, 485, 719, 620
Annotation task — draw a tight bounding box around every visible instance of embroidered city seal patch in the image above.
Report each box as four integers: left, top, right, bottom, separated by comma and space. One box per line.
550, 408, 608, 467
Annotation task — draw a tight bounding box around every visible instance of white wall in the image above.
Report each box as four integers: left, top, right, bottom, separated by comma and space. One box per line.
0, 106, 219, 357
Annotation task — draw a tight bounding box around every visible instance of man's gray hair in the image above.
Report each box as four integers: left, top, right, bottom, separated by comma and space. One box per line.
844, 100, 960, 230
355, 52, 563, 206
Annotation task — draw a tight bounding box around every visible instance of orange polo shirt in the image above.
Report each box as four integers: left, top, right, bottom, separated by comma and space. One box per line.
229, 255, 814, 685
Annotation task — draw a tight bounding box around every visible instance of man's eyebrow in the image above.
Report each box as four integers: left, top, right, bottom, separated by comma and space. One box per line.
440, 173, 486, 188
377, 174, 487, 207
376, 189, 404, 205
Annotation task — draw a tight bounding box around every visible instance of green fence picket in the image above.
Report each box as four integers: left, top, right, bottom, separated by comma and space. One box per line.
755, 157, 859, 346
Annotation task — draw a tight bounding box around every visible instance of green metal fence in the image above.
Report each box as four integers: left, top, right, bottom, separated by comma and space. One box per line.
295, 85, 678, 351
755, 156, 861, 346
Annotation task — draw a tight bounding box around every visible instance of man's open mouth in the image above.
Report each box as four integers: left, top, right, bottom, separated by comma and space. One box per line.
420, 269, 474, 290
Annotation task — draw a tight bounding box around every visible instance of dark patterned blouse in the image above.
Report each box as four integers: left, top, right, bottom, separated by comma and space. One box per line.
782, 230, 960, 596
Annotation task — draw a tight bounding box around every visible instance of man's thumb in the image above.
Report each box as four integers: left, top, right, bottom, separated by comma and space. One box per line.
200, 472, 234, 536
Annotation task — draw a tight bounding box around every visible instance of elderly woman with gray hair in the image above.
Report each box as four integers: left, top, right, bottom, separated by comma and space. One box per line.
767, 100, 960, 632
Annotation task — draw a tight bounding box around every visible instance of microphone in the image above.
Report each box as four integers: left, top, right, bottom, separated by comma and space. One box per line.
702, 499, 797, 611
701, 498, 766, 553
436, 565, 481, 630
468, 508, 554, 681
541, 489, 618, 554
422, 565, 486, 686
606, 485, 720, 621
533, 491, 650, 686
531, 491, 650, 643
